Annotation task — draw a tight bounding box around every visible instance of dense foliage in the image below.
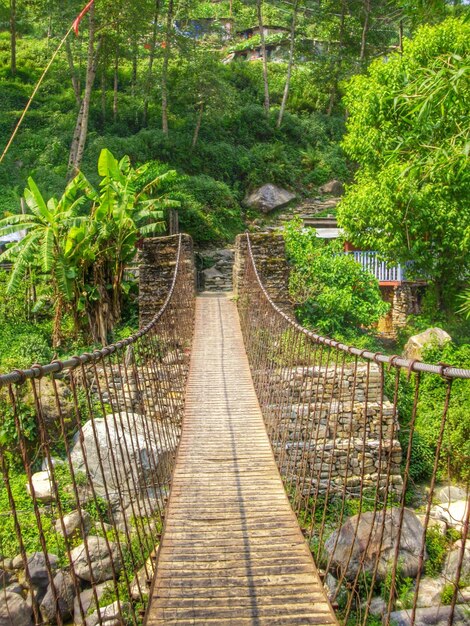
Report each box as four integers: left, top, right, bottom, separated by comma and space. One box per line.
284, 218, 389, 336
338, 17, 470, 299
0, 149, 175, 343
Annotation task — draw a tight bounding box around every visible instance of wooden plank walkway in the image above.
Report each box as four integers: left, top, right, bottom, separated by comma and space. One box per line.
146, 293, 338, 625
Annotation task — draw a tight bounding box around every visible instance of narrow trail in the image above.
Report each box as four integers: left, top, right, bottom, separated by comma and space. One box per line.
146, 292, 337, 625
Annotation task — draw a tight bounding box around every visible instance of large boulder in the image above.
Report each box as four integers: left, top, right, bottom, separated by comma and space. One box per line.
73, 582, 112, 625
70, 413, 174, 507
26, 471, 54, 504
70, 536, 122, 583
389, 606, 468, 626
416, 577, 445, 608
40, 570, 75, 623
435, 485, 467, 504
25, 553, 59, 602
432, 500, 469, 532
443, 539, 470, 581
324, 508, 425, 581
244, 184, 295, 214
85, 600, 130, 626
0, 591, 33, 626
55, 509, 91, 539
403, 328, 451, 361
319, 179, 344, 196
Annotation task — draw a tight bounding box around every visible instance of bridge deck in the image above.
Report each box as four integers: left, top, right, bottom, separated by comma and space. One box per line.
147, 293, 338, 625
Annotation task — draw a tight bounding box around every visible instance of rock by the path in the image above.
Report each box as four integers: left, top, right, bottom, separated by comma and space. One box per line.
443, 539, 470, 581
368, 596, 387, 617
40, 570, 75, 623
319, 179, 344, 196
244, 184, 295, 214
6, 583, 23, 595
0, 569, 11, 589
203, 266, 224, 280
389, 606, 468, 626
432, 500, 469, 531
55, 509, 91, 539
324, 508, 425, 581
416, 577, 445, 608
73, 582, 111, 625
0, 591, 33, 626
403, 328, 451, 361
129, 555, 156, 601
26, 471, 54, 504
70, 537, 122, 583
25, 553, 59, 602
85, 600, 130, 626
436, 486, 467, 504
70, 413, 173, 507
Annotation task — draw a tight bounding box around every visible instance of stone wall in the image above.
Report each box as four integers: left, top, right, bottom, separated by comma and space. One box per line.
139, 234, 195, 327
265, 363, 403, 496
378, 284, 420, 339
233, 232, 293, 314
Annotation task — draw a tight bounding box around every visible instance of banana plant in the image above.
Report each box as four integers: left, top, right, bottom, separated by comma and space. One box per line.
81, 149, 180, 344
0, 174, 91, 346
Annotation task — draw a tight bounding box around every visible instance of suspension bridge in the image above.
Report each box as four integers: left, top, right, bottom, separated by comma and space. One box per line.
0, 234, 469, 626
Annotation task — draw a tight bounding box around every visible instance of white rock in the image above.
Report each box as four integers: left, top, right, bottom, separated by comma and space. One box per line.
416, 576, 445, 608
55, 509, 91, 538
85, 600, 130, 626
432, 500, 469, 531
70, 537, 122, 583
244, 184, 295, 213
26, 471, 54, 503
403, 328, 451, 360
70, 413, 175, 507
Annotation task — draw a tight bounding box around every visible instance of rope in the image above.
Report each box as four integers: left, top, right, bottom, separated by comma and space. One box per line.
245, 233, 470, 379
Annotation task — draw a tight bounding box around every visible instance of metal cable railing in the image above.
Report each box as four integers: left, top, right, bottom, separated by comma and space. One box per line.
0, 234, 195, 626
239, 233, 470, 626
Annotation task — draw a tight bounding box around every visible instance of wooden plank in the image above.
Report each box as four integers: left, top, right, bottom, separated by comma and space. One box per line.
146, 293, 338, 625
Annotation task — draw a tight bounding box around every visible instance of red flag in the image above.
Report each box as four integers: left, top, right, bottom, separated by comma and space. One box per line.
73, 0, 95, 36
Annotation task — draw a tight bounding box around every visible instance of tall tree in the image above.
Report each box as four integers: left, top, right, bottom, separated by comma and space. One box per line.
161, 0, 174, 135
9, 0, 16, 76
68, 4, 101, 174
257, 0, 270, 113
143, 0, 161, 126
277, 0, 299, 128
338, 17, 470, 302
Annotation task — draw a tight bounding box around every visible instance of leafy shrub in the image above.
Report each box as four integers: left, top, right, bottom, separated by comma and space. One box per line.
284, 218, 389, 336
425, 527, 449, 577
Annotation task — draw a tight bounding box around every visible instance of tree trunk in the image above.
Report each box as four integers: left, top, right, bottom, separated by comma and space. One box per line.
131, 41, 137, 98
68, 6, 100, 175
360, 0, 370, 61
161, 0, 174, 135
399, 19, 404, 54
257, 0, 270, 114
101, 66, 106, 124
10, 0, 16, 77
52, 291, 63, 349
192, 102, 204, 148
65, 39, 81, 107
277, 0, 299, 128
327, 0, 346, 116
143, 0, 161, 127
113, 46, 119, 121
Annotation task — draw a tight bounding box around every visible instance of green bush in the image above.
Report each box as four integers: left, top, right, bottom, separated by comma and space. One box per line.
284, 218, 389, 336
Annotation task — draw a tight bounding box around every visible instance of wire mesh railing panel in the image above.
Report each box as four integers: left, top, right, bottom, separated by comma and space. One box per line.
239, 234, 470, 626
0, 235, 195, 626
